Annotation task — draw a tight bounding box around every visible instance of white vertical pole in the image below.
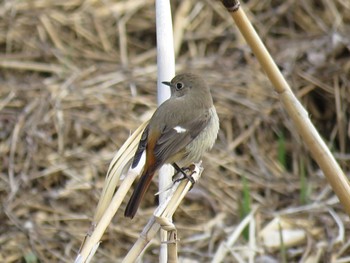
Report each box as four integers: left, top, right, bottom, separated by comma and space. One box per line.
156, 1, 175, 105
155, 0, 175, 262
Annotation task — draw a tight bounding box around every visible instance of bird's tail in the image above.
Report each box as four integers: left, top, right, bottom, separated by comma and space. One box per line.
124, 169, 155, 218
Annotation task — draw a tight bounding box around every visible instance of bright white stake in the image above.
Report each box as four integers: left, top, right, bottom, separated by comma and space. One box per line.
155, 0, 176, 262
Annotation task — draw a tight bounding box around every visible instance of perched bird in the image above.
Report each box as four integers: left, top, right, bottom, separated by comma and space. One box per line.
124, 73, 219, 218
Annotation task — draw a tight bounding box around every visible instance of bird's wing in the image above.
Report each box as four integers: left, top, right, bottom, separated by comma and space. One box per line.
131, 124, 149, 168
153, 110, 210, 164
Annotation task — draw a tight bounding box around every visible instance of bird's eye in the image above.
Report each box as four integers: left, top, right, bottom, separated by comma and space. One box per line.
176, 82, 184, 90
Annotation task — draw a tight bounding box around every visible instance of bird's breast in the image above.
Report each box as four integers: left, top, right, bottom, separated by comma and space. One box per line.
180, 106, 219, 166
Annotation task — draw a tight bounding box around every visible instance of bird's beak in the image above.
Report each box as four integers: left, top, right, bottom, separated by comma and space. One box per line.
162, 81, 171, 87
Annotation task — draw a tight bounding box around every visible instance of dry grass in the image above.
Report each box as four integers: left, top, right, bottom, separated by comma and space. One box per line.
1, 0, 350, 262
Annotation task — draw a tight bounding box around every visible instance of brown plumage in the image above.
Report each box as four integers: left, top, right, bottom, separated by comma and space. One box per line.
124, 73, 219, 218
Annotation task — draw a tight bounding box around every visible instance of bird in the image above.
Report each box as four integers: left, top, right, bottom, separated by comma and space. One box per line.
124, 73, 219, 218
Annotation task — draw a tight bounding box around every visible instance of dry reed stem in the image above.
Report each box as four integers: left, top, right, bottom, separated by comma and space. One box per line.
93, 121, 148, 223
167, 230, 178, 263
173, 0, 192, 57
0, 60, 64, 74
122, 164, 203, 263
212, 206, 258, 263
76, 167, 139, 262
76, 121, 147, 262
221, 0, 350, 215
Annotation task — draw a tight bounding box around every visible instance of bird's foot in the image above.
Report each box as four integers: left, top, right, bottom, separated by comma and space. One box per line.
172, 163, 196, 187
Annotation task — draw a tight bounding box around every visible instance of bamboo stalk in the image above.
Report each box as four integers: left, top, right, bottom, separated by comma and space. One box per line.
221, 0, 350, 215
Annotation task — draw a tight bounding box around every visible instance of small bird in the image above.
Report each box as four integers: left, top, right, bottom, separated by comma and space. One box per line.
124, 73, 219, 218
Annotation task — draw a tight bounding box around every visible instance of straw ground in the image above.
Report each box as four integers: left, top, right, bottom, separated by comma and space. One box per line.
1, 0, 350, 262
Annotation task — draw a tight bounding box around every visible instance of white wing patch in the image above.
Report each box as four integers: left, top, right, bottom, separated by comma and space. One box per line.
173, 126, 187, 133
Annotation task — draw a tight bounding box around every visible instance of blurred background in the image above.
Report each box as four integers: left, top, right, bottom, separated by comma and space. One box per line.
1, 0, 350, 262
